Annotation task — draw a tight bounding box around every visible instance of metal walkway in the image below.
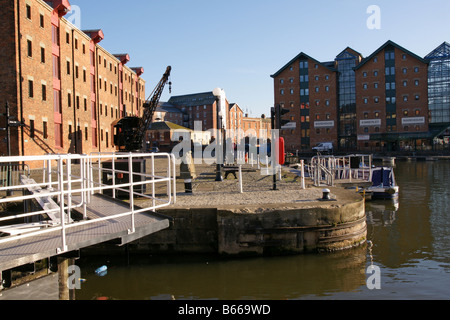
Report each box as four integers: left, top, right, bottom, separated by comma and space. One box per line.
0, 153, 176, 272
0, 194, 171, 271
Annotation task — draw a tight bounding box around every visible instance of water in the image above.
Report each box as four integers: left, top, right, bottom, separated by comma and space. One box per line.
75, 160, 450, 300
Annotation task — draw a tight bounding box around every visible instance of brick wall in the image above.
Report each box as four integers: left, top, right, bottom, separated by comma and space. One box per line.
0, 0, 146, 158
394, 48, 429, 133
272, 41, 433, 153
355, 51, 387, 150
355, 45, 429, 150
0, 0, 20, 156
18, 0, 55, 156
273, 61, 302, 151
308, 60, 338, 148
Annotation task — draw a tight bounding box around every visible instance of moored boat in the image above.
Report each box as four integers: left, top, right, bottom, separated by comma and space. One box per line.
367, 167, 399, 199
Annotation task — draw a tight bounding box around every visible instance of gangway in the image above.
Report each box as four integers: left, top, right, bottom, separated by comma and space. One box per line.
19, 175, 70, 225
0, 152, 176, 274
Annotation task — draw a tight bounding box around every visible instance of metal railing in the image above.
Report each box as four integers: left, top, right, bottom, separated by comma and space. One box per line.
310, 154, 373, 187
0, 152, 176, 253
0, 163, 30, 193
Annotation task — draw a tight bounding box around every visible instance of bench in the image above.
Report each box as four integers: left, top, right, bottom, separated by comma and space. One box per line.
223, 166, 239, 179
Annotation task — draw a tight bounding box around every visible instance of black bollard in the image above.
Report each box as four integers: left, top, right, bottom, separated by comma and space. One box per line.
184, 179, 193, 194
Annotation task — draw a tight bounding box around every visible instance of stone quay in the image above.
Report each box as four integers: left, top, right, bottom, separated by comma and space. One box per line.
86, 161, 367, 257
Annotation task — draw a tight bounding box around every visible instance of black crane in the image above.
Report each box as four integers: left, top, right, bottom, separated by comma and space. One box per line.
113, 66, 172, 152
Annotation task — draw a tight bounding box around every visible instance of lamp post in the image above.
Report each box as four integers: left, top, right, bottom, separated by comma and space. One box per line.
1, 102, 15, 196
215, 112, 224, 181
213, 88, 223, 181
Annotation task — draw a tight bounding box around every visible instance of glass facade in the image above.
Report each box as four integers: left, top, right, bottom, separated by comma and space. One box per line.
385, 47, 397, 131
336, 51, 358, 149
299, 58, 310, 149
426, 42, 450, 124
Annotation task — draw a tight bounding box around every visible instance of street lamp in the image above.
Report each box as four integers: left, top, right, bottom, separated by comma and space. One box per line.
213, 89, 223, 181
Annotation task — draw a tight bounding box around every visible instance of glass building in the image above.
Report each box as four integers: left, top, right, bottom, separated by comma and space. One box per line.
425, 42, 450, 124
335, 49, 361, 150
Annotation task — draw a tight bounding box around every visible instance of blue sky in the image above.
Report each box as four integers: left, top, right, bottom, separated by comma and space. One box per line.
69, 0, 450, 117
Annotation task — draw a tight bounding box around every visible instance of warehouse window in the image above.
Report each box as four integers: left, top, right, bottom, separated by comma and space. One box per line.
55, 124, 63, 148
28, 80, 34, 98
53, 90, 61, 113
30, 120, 35, 138
41, 84, 46, 101
43, 121, 48, 139
52, 25, 59, 46
40, 47, 45, 63
27, 40, 32, 57
92, 129, 97, 147
52, 56, 60, 79
26, 5, 31, 20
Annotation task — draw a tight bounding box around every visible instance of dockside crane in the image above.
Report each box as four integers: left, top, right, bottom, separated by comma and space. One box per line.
113, 66, 172, 152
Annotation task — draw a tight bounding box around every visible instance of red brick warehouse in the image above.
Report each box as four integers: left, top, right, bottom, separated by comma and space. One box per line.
0, 0, 146, 158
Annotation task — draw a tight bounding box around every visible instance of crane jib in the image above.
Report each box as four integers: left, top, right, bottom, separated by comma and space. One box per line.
114, 66, 172, 152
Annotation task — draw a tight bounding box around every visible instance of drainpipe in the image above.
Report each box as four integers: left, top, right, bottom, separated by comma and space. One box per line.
95, 46, 101, 153
16, 0, 25, 157
71, 29, 78, 152
118, 64, 122, 118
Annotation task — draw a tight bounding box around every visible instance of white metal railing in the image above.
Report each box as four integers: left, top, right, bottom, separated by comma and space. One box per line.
0, 152, 176, 253
0, 163, 30, 192
310, 154, 373, 187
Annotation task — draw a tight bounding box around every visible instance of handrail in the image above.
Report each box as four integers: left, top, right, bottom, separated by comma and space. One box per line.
0, 152, 177, 253
310, 154, 373, 186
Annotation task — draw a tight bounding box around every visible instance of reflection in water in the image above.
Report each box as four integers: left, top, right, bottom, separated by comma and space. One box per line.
76, 160, 450, 300
366, 199, 399, 227
76, 247, 368, 300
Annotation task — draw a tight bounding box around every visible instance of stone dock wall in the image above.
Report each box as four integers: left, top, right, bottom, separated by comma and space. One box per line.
91, 187, 367, 257
83, 164, 368, 257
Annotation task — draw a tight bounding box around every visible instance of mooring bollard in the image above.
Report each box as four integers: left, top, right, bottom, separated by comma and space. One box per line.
180, 151, 196, 194
184, 179, 193, 194
322, 188, 331, 200
239, 165, 243, 194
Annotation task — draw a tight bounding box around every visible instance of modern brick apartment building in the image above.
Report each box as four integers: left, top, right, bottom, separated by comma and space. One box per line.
354, 41, 429, 151
272, 40, 450, 153
0, 0, 146, 158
